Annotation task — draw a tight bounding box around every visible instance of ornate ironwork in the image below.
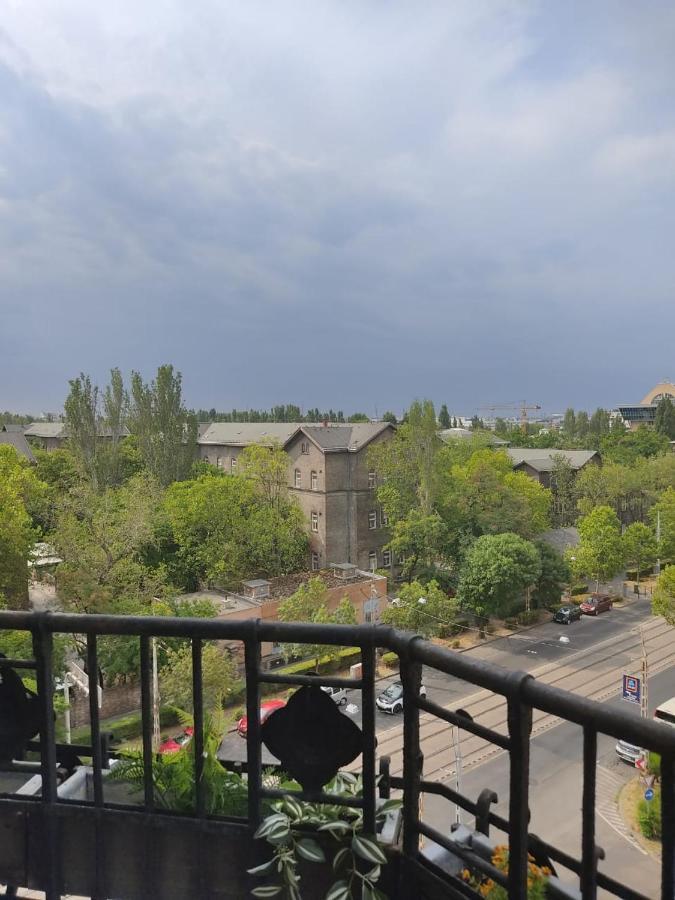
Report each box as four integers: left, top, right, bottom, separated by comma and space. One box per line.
0, 653, 41, 762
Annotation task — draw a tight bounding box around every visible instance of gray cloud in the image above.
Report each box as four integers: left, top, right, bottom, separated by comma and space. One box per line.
0, 1, 674, 416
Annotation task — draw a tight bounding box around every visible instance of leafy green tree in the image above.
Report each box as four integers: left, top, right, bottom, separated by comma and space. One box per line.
348, 412, 370, 423
237, 441, 290, 510
549, 454, 577, 526
494, 418, 508, 436
652, 566, 675, 625
160, 643, 236, 713
651, 487, 675, 563
388, 511, 449, 583
438, 404, 451, 429
380, 580, 458, 638
129, 364, 197, 486
452, 417, 458, 428
458, 533, 542, 617
576, 410, 590, 442
277, 578, 356, 669
381, 411, 398, 425
64, 373, 100, 489
562, 408, 577, 441
622, 522, 657, 585
601, 427, 669, 465
589, 408, 611, 441
531, 542, 570, 608
655, 396, 675, 440
100, 367, 128, 486
568, 506, 624, 591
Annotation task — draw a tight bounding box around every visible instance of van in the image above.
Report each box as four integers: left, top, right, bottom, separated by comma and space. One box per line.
579, 594, 613, 616
654, 697, 675, 726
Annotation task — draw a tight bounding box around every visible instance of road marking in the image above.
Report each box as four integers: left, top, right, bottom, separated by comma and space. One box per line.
595, 766, 647, 856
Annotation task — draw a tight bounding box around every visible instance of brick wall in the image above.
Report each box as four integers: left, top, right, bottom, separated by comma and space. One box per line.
69, 681, 141, 729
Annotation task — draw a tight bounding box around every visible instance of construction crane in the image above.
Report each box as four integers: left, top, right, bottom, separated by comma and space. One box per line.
479, 402, 542, 434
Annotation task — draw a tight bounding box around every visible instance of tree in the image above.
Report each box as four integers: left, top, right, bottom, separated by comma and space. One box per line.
651, 487, 675, 563
348, 412, 370, 423
101, 367, 128, 486
381, 411, 398, 425
438, 404, 451, 429
237, 441, 290, 510
569, 506, 624, 591
64, 373, 100, 489
494, 418, 508, 436
622, 522, 657, 586
380, 580, 458, 638
601, 426, 669, 465
562, 408, 576, 442
549, 454, 577, 526
160, 643, 236, 713
652, 566, 675, 625
388, 511, 449, 583
576, 411, 590, 442
452, 417, 458, 429
129, 364, 197, 486
589, 408, 611, 441
458, 533, 542, 618
531, 542, 570, 608
655, 396, 675, 440
277, 578, 357, 669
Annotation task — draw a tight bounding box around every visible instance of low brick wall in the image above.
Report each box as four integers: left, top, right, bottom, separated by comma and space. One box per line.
69, 681, 141, 729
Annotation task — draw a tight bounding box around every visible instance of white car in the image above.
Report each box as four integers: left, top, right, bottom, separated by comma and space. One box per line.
321, 685, 348, 706
615, 740, 641, 765
376, 680, 427, 714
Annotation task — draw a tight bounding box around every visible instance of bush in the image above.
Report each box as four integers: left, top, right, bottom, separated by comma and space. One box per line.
504, 617, 518, 629
452, 640, 461, 649
637, 790, 661, 839
381, 651, 399, 669
516, 610, 539, 626
648, 752, 661, 778
570, 584, 588, 596
277, 647, 361, 676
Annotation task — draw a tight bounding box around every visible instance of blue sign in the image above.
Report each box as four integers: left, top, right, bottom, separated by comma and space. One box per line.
622, 674, 641, 705
644, 788, 654, 802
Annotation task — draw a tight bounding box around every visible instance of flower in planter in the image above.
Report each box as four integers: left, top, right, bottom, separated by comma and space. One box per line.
461, 846, 551, 899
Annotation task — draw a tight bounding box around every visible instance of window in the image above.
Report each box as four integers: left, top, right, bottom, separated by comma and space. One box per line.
301, 442, 309, 454
368, 551, 377, 572
311, 552, 320, 571
311, 512, 319, 532
294, 469, 301, 488
382, 549, 392, 567
368, 470, 376, 489
230, 456, 237, 471
381, 509, 389, 527
216, 456, 224, 469
368, 511, 378, 530
311, 470, 318, 491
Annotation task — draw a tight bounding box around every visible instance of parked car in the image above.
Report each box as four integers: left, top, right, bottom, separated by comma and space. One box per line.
376, 680, 427, 714
159, 726, 194, 754
553, 605, 582, 625
237, 699, 286, 737
321, 685, 348, 706
580, 594, 613, 616
615, 740, 642, 765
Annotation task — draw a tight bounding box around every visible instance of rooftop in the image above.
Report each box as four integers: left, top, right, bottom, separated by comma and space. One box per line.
198, 421, 393, 452
507, 448, 599, 471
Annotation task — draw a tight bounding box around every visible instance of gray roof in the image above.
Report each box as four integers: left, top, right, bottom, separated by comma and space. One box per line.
507, 448, 598, 472
25, 422, 66, 438
1, 423, 25, 433
439, 427, 509, 446
198, 421, 393, 452
0, 431, 36, 463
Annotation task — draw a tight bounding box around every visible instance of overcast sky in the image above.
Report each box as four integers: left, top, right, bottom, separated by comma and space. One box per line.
1, 2, 674, 417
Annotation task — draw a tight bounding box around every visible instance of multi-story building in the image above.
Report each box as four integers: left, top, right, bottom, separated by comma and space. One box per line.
24, 422, 130, 450
613, 380, 675, 431
198, 422, 395, 572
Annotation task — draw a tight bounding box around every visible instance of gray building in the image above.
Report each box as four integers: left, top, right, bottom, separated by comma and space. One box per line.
24, 422, 130, 451
0, 425, 36, 463
507, 448, 600, 488
198, 422, 395, 572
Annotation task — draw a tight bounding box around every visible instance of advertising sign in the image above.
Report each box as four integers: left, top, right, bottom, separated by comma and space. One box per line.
622, 674, 641, 705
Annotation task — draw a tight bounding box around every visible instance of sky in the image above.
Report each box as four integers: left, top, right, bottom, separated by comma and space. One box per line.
1, 1, 674, 418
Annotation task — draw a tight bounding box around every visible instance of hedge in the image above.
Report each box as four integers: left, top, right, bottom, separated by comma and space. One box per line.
381, 651, 399, 669
60, 706, 180, 746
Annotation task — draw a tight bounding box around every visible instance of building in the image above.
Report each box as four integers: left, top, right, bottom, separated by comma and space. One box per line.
507, 448, 600, 488
613, 380, 675, 431
0, 424, 35, 463
198, 422, 395, 572
439, 427, 509, 447
24, 421, 131, 450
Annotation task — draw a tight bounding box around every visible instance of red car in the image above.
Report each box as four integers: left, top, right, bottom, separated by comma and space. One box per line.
237, 699, 286, 737
159, 726, 194, 754
579, 594, 613, 616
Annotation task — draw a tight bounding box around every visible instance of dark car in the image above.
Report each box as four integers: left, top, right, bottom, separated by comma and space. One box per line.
553, 605, 581, 625
579, 593, 613, 616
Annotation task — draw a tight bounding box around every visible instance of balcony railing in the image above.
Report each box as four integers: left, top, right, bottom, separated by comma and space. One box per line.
1, 610, 674, 900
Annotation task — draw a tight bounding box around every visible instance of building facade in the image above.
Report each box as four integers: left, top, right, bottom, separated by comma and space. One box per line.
613, 381, 675, 431
198, 422, 395, 572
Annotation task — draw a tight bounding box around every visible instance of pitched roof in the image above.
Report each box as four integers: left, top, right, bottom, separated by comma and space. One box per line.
1, 423, 25, 433
25, 422, 66, 438
300, 422, 393, 452
507, 448, 599, 471
197, 421, 393, 452
0, 431, 36, 463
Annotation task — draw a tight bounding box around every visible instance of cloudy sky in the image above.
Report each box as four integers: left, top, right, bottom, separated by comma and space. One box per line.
1, 2, 674, 417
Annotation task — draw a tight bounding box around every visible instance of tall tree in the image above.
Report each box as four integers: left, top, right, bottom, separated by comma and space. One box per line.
458, 532, 542, 617
568, 505, 624, 591
654, 396, 675, 440
652, 566, 675, 625
64, 373, 100, 489
438, 404, 451, 429
549, 454, 577, 526
650, 487, 675, 564
589, 408, 611, 440
0, 446, 45, 609
622, 522, 657, 586
160, 643, 236, 713
277, 578, 356, 669
101, 367, 128, 486
380, 580, 458, 638
381, 411, 398, 425
531, 542, 570, 608
237, 441, 290, 511
576, 410, 590, 442
129, 365, 197, 486
562, 408, 577, 441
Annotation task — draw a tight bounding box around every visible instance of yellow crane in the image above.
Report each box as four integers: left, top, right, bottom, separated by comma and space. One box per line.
479, 402, 542, 434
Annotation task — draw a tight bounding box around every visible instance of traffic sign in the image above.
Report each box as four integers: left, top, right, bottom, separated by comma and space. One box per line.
644, 788, 654, 802
622, 674, 641, 705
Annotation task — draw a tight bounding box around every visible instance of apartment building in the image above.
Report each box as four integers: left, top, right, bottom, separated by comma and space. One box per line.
198, 422, 395, 572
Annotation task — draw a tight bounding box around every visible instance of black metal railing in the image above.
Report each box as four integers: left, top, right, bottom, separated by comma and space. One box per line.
1, 610, 674, 900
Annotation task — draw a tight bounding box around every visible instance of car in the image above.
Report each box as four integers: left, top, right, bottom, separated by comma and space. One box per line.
376, 680, 427, 714
615, 740, 642, 765
321, 685, 348, 705
159, 726, 194, 754
579, 594, 613, 616
237, 699, 286, 737
553, 605, 582, 625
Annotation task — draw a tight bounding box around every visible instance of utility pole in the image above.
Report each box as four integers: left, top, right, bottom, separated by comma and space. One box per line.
640, 624, 649, 721
452, 724, 463, 825
151, 598, 161, 750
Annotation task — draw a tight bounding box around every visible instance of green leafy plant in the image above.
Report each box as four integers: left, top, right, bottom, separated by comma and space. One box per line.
248, 772, 400, 899
637, 790, 662, 840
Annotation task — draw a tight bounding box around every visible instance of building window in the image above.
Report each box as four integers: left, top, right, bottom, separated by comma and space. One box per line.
294, 469, 301, 488
311, 470, 318, 491
382, 549, 392, 567
311, 552, 320, 571
311, 512, 319, 532
368, 511, 378, 530
368, 470, 376, 489
381, 509, 389, 527
368, 551, 377, 572
216, 456, 224, 469
230, 457, 237, 471
301, 442, 309, 454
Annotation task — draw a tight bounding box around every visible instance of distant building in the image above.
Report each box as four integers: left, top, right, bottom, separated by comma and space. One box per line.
613, 381, 675, 431
507, 448, 600, 488
24, 422, 130, 450
439, 427, 509, 447
198, 422, 396, 572
0, 425, 36, 463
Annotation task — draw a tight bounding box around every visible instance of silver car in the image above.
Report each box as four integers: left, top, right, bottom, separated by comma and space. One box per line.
322, 685, 348, 706
615, 740, 641, 765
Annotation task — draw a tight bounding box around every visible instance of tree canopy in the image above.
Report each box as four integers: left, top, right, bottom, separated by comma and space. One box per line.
458, 532, 542, 617
568, 506, 624, 591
